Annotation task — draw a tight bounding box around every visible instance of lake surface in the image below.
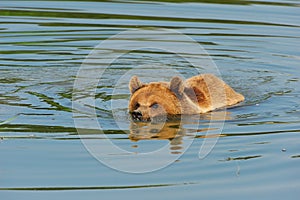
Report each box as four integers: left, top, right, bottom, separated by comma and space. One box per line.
0, 0, 299, 199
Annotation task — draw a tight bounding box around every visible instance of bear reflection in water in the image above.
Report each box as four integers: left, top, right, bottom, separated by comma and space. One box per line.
128, 112, 231, 154
129, 121, 185, 154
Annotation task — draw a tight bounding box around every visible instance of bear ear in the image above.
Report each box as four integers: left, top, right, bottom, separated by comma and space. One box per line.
170, 76, 184, 96
129, 76, 144, 94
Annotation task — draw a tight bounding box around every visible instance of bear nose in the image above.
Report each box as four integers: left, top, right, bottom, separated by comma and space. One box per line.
131, 110, 142, 121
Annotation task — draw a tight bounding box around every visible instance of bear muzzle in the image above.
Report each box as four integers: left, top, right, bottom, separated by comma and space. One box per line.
131, 110, 143, 121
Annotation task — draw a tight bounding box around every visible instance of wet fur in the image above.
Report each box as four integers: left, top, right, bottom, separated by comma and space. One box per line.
129, 74, 244, 121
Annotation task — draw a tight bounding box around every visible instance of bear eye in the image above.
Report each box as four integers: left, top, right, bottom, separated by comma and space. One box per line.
151, 103, 159, 109
134, 102, 140, 110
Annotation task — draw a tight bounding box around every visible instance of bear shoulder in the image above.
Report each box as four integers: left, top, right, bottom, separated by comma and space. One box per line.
185, 74, 244, 110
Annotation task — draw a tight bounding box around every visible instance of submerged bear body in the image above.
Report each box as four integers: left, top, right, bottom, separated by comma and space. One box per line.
129, 74, 244, 121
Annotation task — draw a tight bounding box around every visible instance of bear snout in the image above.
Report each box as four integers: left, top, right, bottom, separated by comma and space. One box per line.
131, 110, 143, 121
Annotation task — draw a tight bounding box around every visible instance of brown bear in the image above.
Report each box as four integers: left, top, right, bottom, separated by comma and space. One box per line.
128, 74, 244, 121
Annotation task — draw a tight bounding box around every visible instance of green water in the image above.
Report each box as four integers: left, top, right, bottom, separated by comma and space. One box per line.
0, 0, 299, 199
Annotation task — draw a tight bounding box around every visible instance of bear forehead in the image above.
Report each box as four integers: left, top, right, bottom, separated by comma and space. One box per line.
130, 83, 179, 103
135, 83, 172, 95
147, 82, 169, 88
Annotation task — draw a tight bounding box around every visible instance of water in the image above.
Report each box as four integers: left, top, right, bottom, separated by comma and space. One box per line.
0, 0, 300, 199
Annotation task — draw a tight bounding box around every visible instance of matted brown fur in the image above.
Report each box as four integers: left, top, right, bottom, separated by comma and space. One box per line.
129, 74, 244, 121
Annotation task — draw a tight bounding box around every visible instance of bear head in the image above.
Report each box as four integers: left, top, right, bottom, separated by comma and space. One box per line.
128, 76, 185, 122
